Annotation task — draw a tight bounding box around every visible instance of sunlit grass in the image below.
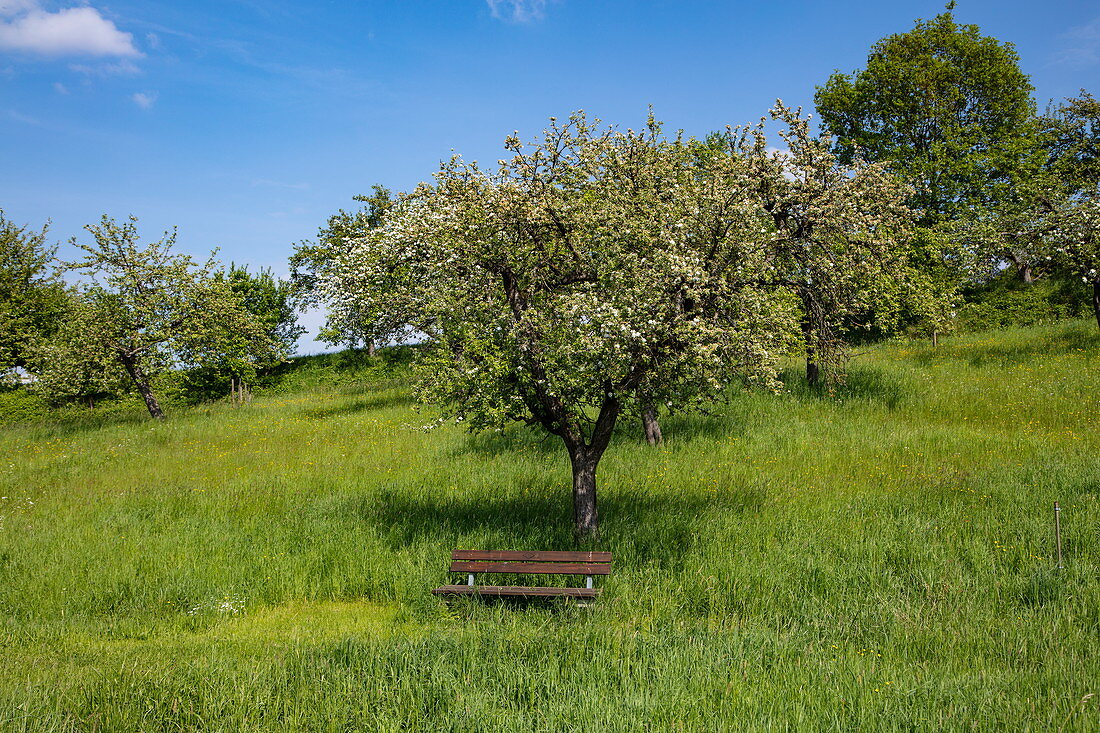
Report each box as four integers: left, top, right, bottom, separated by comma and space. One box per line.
1, 321, 1098, 730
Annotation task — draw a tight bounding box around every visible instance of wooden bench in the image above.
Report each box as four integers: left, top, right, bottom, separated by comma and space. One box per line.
431, 550, 612, 600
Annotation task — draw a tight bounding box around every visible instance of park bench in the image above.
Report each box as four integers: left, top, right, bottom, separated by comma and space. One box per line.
431, 550, 612, 600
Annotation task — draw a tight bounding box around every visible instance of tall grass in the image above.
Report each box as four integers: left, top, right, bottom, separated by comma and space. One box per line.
1, 321, 1097, 730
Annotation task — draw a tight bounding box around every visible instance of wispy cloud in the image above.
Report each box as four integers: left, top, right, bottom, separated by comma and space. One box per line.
0, 1, 141, 58
52, 80, 66, 94
68, 58, 140, 76
487, 0, 551, 24
4, 108, 40, 125
131, 90, 157, 109
1052, 17, 1100, 67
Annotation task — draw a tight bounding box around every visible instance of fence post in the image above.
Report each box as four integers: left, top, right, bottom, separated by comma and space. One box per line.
1054, 501, 1064, 570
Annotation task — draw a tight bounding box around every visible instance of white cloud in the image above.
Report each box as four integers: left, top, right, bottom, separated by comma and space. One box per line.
0, 2, 140, 58
131, 90, 156, 109
52, 80, 66, 94
486, 0, 549, 24
1053, 17, 1100, 67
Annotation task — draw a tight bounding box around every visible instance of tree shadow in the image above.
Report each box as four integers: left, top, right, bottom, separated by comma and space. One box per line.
651, 404, 756, 444
304, 391, 417, 419
355, 481, 765, 570
362, 486, 574, 549
454, 426, 563, 459
779, 365, 909, 409
7, 405, 152, 439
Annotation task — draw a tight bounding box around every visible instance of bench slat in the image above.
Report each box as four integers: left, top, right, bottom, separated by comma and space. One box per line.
431, 584, 600, 599
451, 550, 612, 563
450, 560, 611, 575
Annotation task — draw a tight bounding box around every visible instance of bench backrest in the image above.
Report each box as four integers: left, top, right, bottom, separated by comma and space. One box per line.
450, 550, 613, 576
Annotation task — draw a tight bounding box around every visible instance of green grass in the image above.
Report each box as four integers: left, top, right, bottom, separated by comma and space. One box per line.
1, 321, 1098, 730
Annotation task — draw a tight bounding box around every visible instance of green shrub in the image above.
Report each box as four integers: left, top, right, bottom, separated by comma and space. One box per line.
0, 386, 48, 425
958, 275, 1089, 331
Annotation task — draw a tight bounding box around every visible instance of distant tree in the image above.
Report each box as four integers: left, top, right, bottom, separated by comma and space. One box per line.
1037, 92, 1100, 327
736, 107, 922, 387
27, 291, 129, 407
33, 216, 279, 419
0, 211, 67, 372
1044, 198, 1100, 329
290, 185, 397, 355
220, 264, 302, 360
172, 264, 303, 402
814, 9, 1039, 226
957, 91, 1100, 311
1042, 91, 1100, 197
321, 106, 911, 538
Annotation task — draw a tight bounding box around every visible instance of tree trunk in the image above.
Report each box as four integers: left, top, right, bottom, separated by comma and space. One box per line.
641, 403, 663, 445
802, 320, 820, 388
118, 351, 165, 419
569, 447, 599, 540
806, 352, 820, 388
1020, 265, 1034, 284
1093, 281, 1100, 332
561, 396, 621, 541
799, 299, 821, 388
367, 340, 376, 358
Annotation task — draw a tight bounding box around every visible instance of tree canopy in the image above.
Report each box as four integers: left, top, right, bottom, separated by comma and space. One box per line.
0, 211, 67, 373
219, 263, 303, 362
1042, 91, 1100, 198
814, 10, 1038, 225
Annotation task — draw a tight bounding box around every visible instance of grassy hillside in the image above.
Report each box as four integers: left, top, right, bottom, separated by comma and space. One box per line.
1, 322, 1098, 731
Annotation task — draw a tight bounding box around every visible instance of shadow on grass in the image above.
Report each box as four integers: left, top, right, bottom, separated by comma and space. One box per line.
7, 405, 152, 439
360, 481, 764, 568
779, 366, 909, 409
455, 426, 563, 459
364, 486, 573, 549
652, 402, 759, 444
304, 390, 417, 419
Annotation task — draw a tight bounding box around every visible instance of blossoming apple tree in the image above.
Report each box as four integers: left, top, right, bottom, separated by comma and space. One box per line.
1045, 198, 1100, 329
322, 105, 913, 538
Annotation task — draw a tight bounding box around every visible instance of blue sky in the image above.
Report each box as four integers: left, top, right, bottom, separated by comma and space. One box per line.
2, 0, 1098, 354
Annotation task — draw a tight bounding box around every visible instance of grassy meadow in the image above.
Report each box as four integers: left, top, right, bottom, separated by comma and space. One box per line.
1, 321, 1098, 730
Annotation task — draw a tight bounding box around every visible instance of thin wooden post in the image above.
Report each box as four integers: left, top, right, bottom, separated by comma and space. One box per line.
1054, 501, 1064, 570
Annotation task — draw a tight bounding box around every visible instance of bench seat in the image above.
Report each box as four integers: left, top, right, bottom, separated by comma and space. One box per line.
432, 550, 611, 601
